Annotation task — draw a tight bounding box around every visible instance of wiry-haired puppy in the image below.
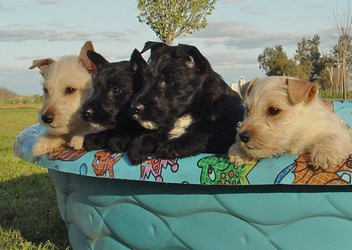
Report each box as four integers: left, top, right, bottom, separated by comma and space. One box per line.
228, 76, 352, 169
128, 41, 244, 164
81, 49, 148, 153
30, 41, 99, 156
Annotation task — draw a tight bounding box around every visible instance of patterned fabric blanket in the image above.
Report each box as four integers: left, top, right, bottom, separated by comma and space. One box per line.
14, 100, 352, 186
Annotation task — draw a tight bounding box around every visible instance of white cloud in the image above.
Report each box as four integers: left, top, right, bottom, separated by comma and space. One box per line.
36, 0, 60, 5
195, 21, 302, 50
222, 0, 245, 4
0, 25, 130, 43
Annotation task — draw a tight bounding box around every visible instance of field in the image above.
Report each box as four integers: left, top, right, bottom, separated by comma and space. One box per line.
0, 106, 69, 250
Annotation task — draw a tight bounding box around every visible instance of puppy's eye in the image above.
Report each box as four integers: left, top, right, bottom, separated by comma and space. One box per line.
268, 107, 281, 116
43, 88, 49, 95
65, 87, 76, 95
110, 87, 122, 95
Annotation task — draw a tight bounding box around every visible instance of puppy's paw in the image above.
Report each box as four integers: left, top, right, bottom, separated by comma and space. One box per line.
157, 141, 183, 159
310, 134, 352, 170
156, 134, 208, 159
83, 133, 109, 151
228, 154, 255, 166
127, 144, 152, 165
68, 135, 84, 150
228, 143, 255, 166
127, 135, 155, 165
32, 136, 64, 156
127, 146, 149, 165
32, 143, 51, 156
107, 136, 129, 153
228, 154, 243, 165
310, 149, 348, 170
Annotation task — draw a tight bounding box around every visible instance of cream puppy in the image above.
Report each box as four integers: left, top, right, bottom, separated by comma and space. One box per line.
228, 76, 352, 169
30, 41, 100, 156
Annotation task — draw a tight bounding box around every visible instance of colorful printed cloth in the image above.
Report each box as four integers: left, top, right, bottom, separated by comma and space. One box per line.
14, 100, 352, 185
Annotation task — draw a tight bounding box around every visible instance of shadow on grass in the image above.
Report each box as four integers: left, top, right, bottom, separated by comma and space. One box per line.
0, 173, 69, 249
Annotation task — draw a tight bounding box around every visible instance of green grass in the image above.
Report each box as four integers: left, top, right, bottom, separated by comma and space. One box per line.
0, 107, 69, 250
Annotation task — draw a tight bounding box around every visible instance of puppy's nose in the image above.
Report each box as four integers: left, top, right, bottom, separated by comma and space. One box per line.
132, 103, 144, 114
239, 131, 251, 143
82, 108, 93, 121
41, 113, 54, 124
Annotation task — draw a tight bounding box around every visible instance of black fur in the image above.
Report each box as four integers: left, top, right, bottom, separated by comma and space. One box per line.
81, 49, 147, 153
128, 41, 244, 164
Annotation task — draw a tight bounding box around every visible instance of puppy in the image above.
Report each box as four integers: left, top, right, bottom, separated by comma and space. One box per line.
228, 76, 352, 169
81, 49, 148, 153
128, 41, 244, 164
30, 41, 99, 156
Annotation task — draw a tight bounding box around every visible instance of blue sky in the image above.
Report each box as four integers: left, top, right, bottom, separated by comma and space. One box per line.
0, 0, 342, 95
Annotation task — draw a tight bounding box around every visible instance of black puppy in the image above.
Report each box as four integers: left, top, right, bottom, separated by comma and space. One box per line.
128, 41, 244, 164
81, 49, 147, 153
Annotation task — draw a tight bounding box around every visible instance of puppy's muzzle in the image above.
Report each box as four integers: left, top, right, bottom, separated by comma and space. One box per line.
239, 130, 251, 143
131, 103, 144, 120
41, 112, 54, 124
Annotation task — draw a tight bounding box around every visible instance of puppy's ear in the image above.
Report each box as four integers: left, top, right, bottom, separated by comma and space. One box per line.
176, 44, 209, 73
130, 49, 147, 71
242, 78, 258, 99
86, 50, 109, 74
79, 41, 97, 75
286, 78, 319, 104
140, 41, 168, 54
29, 58, 55, 77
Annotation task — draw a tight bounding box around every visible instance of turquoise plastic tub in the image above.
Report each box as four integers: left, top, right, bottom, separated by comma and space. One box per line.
14, 100, 352, 249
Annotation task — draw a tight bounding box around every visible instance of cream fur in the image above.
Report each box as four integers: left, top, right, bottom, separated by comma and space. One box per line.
139, 120, 158, 130
168, 114, 193, 139
31, 42, 101, 156
228, 76, 352, 169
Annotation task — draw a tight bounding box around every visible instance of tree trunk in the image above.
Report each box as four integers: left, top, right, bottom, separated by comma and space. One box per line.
343, 50, 347, 100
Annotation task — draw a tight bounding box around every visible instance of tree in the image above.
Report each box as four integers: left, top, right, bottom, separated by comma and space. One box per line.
332, 34, 352, 69
137, 0, 217, 45
258, 38, 333, 86
0, 87, 17, 100
326, 34, 352, 92
294, 35, 323, 82
328, 1, 352, 99
318, 53, 336, 90
258, 45, 298, 76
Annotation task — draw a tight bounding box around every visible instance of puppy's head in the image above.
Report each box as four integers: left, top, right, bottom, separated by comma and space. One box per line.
131, 41, 211, 130
237, 76, 319, 158
81, 49, 147, 129
29, 41, 95, 135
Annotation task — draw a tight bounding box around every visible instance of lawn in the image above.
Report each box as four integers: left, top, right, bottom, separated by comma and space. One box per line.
0, 107, 69, 250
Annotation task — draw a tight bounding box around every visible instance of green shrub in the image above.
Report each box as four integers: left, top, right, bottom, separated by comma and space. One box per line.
319, 90, 352, 99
